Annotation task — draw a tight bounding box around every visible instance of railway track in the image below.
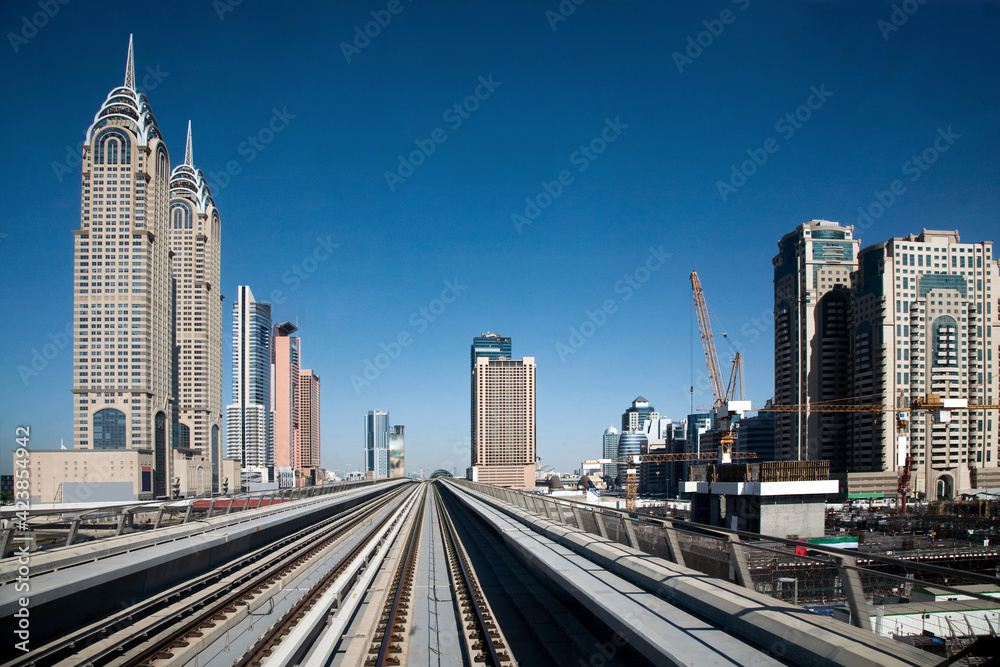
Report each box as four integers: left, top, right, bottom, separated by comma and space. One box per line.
434, 485, 515, 667
12, 484, 411, 667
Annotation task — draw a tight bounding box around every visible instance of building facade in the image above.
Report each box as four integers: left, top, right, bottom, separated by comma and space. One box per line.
168, 122, 224, 492
471, 356, 536, 487
271, 322, 300, 485
226, 286, 273, 480
72, 37, 174, 497
773, 220, 860, 469
298, 369, 321, 484
621, 396, 658, 433
471, 332, 511, 370
852, 230, 998, 496
602, 426, 619, 481
366, 409, 390, 478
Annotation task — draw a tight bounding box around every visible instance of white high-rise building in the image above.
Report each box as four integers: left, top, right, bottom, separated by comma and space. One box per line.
471, 356, 536, 488
169, 122, 224, 491
366, 410, 390, 478
72, 36, 174, 497
226, 286, 272, 480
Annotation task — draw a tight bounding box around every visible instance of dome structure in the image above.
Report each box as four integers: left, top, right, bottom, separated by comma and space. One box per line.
85, 35, 161, 147
169, 121, 215, 213
604, 425, 618, 436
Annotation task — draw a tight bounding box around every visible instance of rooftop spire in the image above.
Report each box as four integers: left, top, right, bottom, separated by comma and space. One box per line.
124, 34, 135, 90
184, 120, 193, 166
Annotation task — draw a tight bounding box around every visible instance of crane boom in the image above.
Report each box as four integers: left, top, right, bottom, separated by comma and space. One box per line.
691, 271, 725, 408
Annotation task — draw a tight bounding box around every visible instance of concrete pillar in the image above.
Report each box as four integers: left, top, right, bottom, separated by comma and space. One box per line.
593, 512, 610, 539
183, 503, 194, 524
154, 506, 165, 529
65, 518, 81, 547
226, 496, 235, 514
727, 535, 753, 589
660, 520, 685, 566
838, 554, 870, 629
621, 517, 640, 549
570, 506, 587, 531
205, 499, 216, 519
0, 528, 14, 557
115, 512, 127, 536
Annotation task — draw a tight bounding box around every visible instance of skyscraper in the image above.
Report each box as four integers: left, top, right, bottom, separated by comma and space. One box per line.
169, 121, 224, 491
852, 230, 998, 497
298, 369, 321, 485
272, 321, 300, 486
226, 286, 272, 479
621, 396, 657, 433
471, 356, 536, 487
773, 220, 859, 467
602, 426, 619, 481
72, 36, 174, 497
471, 332, 511, 371
365, 409, 390, 478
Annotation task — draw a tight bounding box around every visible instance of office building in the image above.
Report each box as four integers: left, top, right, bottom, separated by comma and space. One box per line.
169, 121, 224, 492
298, 369, 321, 484
471, 356, 536, 487
366, 409, 390, 478
602, 426, 619, 481
621, 396, 658, 433
471, 332, 511, 371
226, 286, 273, 480
773, 220, 860, 469
72, 37, 174, 497
390, 425, 405, 478
852, 230, 998, 496
272, 322, 300, 486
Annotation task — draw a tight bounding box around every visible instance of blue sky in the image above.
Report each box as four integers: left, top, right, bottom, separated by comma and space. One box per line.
1, 1, 998, 476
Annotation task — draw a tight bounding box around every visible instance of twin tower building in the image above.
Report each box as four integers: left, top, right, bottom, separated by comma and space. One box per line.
69, 38, 316, 497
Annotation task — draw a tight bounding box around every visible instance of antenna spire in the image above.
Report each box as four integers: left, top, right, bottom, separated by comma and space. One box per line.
124, 34, 135, 90
184, 120, 193, 166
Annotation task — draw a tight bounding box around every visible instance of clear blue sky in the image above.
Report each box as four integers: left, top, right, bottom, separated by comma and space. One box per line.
1, 1, 998, 476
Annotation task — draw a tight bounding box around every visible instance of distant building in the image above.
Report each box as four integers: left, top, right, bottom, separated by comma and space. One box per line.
272, 322, 300, 487
773, 220, 858, 469
389, 425, 405, 477
298, 369, 321, 484
226, 286, 273, 482
733, 412, 775, 461
470, 332, 511, 371
602, 426, 619, 482
366, 410, 390, 478
621, 396, 658, 433
471, 355, 536, 487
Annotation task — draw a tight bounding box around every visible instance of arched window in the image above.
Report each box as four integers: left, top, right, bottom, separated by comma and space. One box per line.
95, 128, 132, 165
93, 408, 127, 450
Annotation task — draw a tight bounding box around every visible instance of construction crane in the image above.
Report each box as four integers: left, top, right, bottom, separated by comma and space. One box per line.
690, 270, 751, 458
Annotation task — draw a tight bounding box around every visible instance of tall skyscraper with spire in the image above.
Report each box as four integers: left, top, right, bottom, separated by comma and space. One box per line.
169, 122, 224, 491
72, 36, 174, 496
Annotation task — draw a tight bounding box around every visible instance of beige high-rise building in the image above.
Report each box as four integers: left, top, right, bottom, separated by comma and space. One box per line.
471, 356, 536, 488
853, 230, 999, 497
772, 220, 860, 470
298, 369, 321, 484
169, 122, 224, 492
72, 36, 174, 497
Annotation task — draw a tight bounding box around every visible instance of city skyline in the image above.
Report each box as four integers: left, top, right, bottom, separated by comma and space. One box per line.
2, 2, 1000, 476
